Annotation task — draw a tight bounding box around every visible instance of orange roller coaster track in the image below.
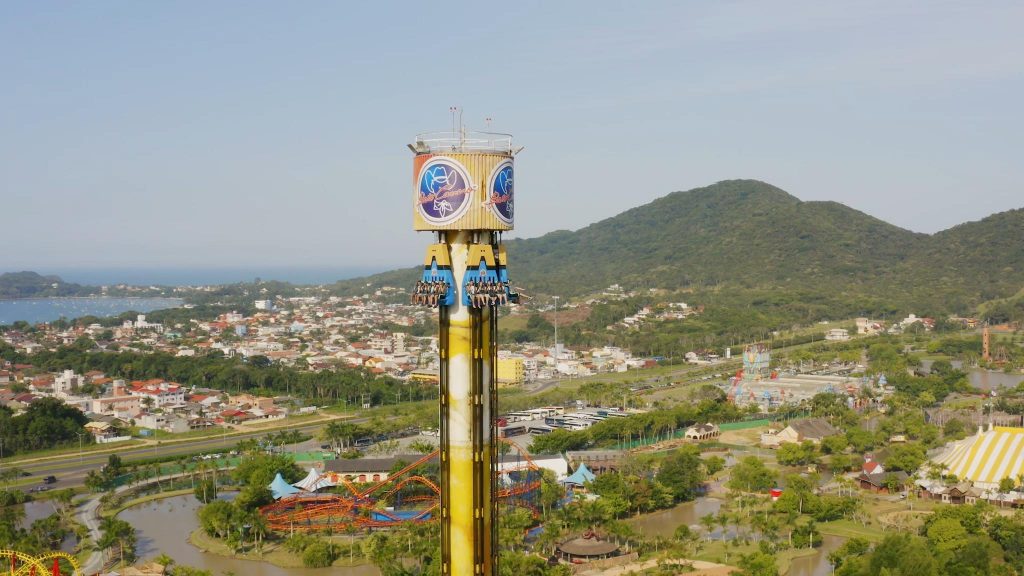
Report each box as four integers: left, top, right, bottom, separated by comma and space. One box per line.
261, 441, 542, 533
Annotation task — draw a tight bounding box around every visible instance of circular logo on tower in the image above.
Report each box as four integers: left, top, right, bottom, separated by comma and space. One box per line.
417, 157, 473, 225
488, 161, 514, 224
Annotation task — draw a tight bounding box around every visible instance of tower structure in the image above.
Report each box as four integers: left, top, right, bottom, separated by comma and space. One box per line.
409, 128, 519, 576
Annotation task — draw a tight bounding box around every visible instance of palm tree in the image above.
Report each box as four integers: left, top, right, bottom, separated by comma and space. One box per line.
153, 553, 175, 569
716, 511, 731, 541
700, 513, 716, 541
247, 511, 268, 554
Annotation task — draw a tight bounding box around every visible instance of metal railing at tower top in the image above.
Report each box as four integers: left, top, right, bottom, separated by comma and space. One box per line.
411, 131, 514, 154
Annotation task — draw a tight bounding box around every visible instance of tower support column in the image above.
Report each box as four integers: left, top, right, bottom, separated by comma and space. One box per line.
439, 230, 496, 576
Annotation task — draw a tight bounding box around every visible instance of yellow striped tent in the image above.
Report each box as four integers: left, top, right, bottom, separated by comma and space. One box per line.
932, 426, 1024, 489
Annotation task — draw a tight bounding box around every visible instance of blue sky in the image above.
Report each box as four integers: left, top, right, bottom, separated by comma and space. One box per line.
2, 1, 1021, 274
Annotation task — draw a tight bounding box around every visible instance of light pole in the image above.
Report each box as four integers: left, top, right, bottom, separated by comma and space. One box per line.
76, 432, 84, 464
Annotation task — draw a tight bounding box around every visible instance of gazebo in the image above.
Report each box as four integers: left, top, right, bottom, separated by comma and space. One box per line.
556, 531, 620, 562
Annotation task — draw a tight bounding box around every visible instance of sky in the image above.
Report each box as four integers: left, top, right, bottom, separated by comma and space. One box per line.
2, 1, 1022, 278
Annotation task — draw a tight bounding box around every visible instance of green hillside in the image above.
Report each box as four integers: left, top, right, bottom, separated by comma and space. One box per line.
509, 180, 925, 295
0, 271, 95, 299
332, 179, 1024, 315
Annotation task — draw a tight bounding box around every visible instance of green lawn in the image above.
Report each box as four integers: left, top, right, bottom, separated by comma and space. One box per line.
816, 519, 886, 543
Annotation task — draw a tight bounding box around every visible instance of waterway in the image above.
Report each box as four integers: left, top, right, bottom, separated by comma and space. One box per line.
628, 499, 844, 576
20, 500, 77, 553
0, 297, 183, 325
628, 498, 722, 538
920, 359, 1024, 391
788, 534, 843, 576
118, 495, 379, 575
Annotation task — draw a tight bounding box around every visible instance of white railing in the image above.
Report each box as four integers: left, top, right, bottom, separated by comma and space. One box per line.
412, 130, 514, 154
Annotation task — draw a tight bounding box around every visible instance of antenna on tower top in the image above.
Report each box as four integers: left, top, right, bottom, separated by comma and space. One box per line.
449, 106, 458, 136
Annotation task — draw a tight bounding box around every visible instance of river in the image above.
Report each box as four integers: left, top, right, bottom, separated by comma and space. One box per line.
118, 495, 379, 575
0, 297, 183, 325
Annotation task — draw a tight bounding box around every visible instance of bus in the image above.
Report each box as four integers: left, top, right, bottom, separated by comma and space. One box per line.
545, 415, 568, 428
500, 425, 527, 438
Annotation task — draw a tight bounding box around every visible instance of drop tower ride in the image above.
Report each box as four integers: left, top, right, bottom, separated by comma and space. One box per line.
409, 128, 519, 576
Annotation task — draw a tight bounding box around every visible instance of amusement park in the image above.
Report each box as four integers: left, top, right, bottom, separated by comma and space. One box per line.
259, 441, 544, 534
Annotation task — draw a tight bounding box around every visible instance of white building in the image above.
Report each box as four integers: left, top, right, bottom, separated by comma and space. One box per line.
53, 370, 82, 397
825, 328, 850, 341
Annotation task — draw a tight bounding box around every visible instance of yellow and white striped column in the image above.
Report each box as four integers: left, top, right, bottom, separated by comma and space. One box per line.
440, 230, 496, 576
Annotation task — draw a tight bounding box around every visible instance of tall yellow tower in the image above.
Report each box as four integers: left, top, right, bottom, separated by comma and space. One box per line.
409, 128, 519, 575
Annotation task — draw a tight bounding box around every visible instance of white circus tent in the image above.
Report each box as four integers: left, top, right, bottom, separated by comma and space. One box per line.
293, 466, 336, 492
932, 425, 1024, 490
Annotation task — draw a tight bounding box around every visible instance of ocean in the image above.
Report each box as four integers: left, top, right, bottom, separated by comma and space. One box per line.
24, 266, 389, 287
0, 297, 184, 325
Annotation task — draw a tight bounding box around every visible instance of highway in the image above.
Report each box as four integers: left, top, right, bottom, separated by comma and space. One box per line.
3, 419, 346, 489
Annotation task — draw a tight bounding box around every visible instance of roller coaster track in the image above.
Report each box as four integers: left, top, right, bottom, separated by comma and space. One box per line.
0, 550, 81, 576
260, 441, 542, 533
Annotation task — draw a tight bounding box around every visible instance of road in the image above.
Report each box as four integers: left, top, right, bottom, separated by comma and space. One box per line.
7, 419, 351, 489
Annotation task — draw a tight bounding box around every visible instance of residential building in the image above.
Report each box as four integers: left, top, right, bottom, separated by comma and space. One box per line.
761, 418, 840, 448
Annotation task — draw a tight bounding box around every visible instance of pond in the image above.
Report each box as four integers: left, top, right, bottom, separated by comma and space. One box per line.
20, 499, 77, 553
788, 534, 844, 576
626, 499, 846, 576
626, 498, 723, 538
118, 495, 380, 576
920, 359, 1024, 391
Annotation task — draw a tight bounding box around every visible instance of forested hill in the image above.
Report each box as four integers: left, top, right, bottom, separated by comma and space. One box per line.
332, 179, 1023, 312
0, 271, 96, 299
508, 180, 925, 294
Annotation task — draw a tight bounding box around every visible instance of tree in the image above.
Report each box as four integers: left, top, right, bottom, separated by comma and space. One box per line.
700, 513, 717, 541
943, 418, 966, 439
727, 456, 776, 492
302, 540, 338, 568
96, 517, 137, 567
845, 427, 875, 453
734, 551, 778, 576
865, 533, 938, 576
703, 455, 725, 477
657, 445, 705, 501
198, 500, 236, 539
830, 454, 853, 473
820, 434, 848, 455
194, 477, 217, 504
777, 441, 818, 466
926, 517, 969, 554
998, 477, 1017, 493
885, 442, 926, 472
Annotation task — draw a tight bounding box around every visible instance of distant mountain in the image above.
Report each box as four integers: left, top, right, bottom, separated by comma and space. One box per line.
333, 179, 1023, 313
0, 271, 96, 299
